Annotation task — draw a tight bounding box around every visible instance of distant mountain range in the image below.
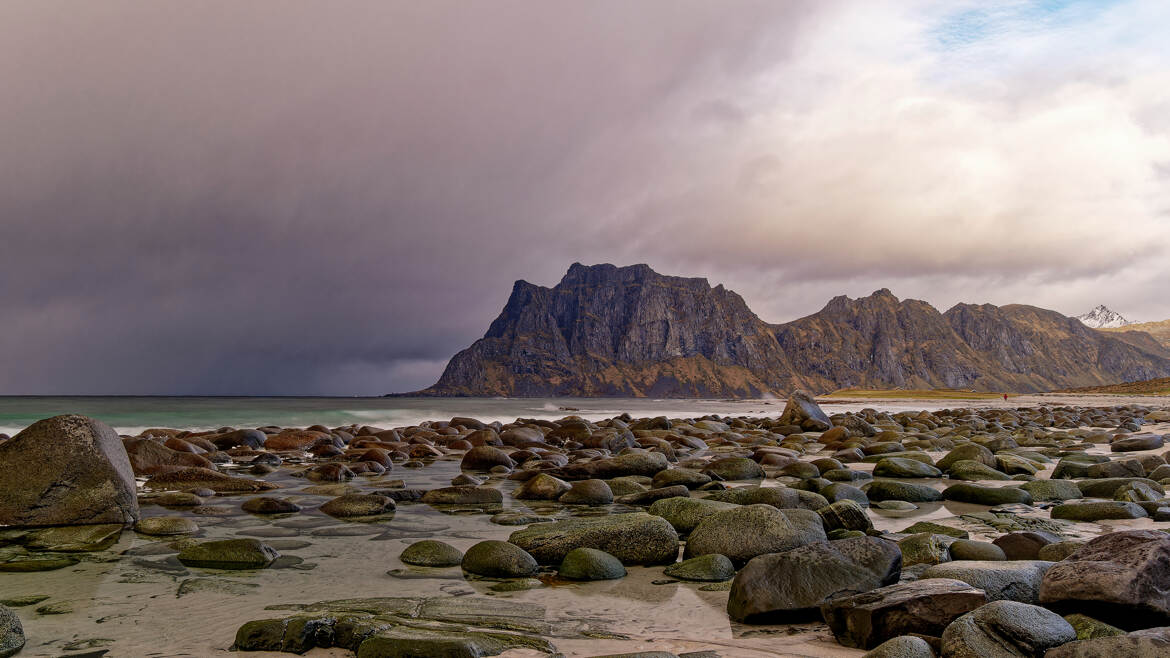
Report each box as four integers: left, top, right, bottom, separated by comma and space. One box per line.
1076, 304, 1134, 329
1102, 319, 1170, 350
400, 263, 1170, 397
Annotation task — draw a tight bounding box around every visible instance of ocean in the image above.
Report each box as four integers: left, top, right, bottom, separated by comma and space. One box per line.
0, 394, 1054, 436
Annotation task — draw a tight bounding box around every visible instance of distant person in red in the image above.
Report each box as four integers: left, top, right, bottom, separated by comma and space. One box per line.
1002, 393, 1008, 401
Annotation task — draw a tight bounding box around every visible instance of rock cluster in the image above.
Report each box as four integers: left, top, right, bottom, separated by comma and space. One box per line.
2, 395, 1170, 656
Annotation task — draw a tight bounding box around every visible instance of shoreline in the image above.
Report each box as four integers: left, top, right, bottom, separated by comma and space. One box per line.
0, 396, 1168, 656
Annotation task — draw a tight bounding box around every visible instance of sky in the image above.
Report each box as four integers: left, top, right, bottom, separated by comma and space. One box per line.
1, 0, 1168, 395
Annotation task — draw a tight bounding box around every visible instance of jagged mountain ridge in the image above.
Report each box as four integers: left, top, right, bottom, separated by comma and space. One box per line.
407, 263, 1170, 397
1077, 304, 1133, 328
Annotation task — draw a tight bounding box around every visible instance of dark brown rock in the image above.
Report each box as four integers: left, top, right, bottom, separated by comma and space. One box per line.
821, 578, 988, 649
1039, 530, 1170, 629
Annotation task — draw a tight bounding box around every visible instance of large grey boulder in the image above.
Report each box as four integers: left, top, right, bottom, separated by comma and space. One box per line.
1039, 529, 1170, 629
0, 605, 24, 658
684, 504, 826, 566
0, 415, 139, 526
727, 536, 901, 623
922, 561, 1053, 604
940, 601, 1074, 658
508, 512, 678, 565
823, 578, 987, 649
1044, 626, 1170, 658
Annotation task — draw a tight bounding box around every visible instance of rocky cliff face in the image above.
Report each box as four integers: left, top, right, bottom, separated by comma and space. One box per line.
409, 263, 1170, 397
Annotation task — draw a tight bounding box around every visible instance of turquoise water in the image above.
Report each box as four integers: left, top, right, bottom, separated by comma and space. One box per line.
0, 396, 793, 435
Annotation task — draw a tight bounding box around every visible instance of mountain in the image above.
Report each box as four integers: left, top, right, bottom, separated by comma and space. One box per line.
1077, 304, 1133, 328
1101, 319, 1170, 350
403, 263, 1170, 397
1056, 376, 1170, 395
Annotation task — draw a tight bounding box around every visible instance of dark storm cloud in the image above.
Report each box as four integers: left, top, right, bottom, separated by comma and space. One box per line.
0, 1, 821, 394
1, 1, 1167, 394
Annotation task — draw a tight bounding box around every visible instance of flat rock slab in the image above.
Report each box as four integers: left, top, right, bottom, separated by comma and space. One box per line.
26, 524, 123, 552
821, 577, 987, 649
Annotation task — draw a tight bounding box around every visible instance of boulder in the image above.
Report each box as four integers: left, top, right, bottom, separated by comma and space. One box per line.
873, 458, 942, 478
558, 547, 626, 581
263, 430, 329, 451
648, 496, 738, 533
616, 485, 690, 506
134, 516, 199, 536
704, 485, 829, 511
558, 479, 614, 505
652, 468, 712, 489
1077, 477, 1162, 499
663, 554, 735, 582
898, 533, 954, 567
508, 513, 679, 566
864, 480, 942, 503
1050, 501, 1146, 521
241, 497, 301, 514
1044, 626, 1170, 658
400, 540, 463, 567
178, 539, 280, 569
861, 636, 935, 658
0, 605, 24, 658
460, 446, 515, 471
949, 540, 1006, 561
1018, 480, 1082, 502
727, 536, 901, 623
822, 578, 987, 649
778, 390, 833, 431
921, 561, 1053, 604
319, 494, 395, 518
26, 523, 123, 552
1111, 434, 1164, 452
513, 473, 571, 500
556, 452, 669, 480
946, 460, 1012, 481
1039, 529, 1170, 629
937, 443, 998, 471
145, 467, 277, 493
123, 438, 215, 475
993, 532, 1061, 561
702, 457, 765, 481
940, 600, 1074, 658
0, 415, 139, 526
461, 540, 539, 578
818, 499, 874, 533
420, 486, 503, 505
684, 504, 826, 566
941, 483, 1032, 506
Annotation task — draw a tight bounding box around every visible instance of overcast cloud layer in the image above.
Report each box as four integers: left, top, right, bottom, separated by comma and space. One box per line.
2, 0, 1168, 395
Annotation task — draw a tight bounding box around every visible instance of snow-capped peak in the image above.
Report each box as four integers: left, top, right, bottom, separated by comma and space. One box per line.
1077, 305, 1133, 329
